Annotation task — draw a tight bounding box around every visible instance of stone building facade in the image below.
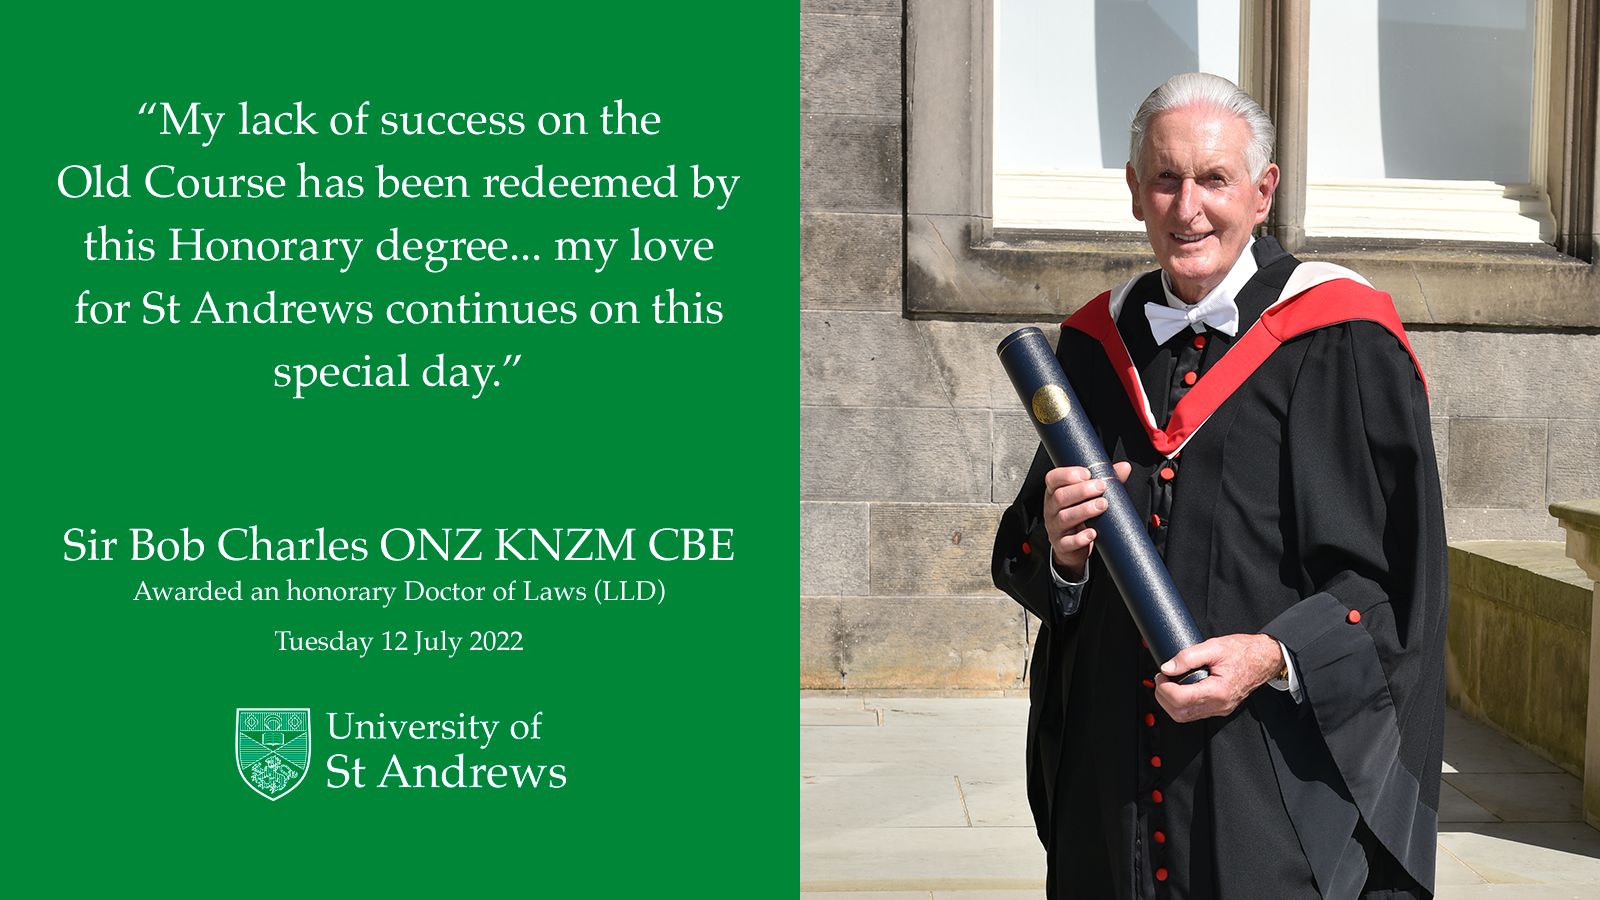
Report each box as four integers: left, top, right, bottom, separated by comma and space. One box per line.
799, 1, 1600, 690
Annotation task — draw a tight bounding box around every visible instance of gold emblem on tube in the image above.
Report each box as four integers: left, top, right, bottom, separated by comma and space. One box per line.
1031, 385, 1070, 425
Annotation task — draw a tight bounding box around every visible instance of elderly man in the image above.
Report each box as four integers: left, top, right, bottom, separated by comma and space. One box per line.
992, 73, 1446, 899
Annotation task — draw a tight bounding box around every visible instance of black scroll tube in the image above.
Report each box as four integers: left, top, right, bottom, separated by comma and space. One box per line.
997, 327, 1208, 684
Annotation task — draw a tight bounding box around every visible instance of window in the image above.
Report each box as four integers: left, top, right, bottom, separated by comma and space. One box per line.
993, 0, 1240, 231
1304, 0, 1550, 242
906, 0, 1599, 324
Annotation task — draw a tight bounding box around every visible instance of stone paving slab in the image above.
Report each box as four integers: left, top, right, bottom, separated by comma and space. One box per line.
803, 725, 1026, 779
1445, 774, 1585, 823
801, 893, 930, 900
802, 696, 1600, 896
803, 694, 875, 709
1438, 824, 1600, 884
806, 689, 1029, 699
1444, 708, 1563, 774
800, 883, 1049, 890
1442, 781, 1502, 824
801, 825, 1046, 891
862, 697, 1031, 728
1437, 886, 1600, 899
804, 706, 884, 727
803, 775, 969, 830
930, 893, 1052, 900
956, 777, 1032, 828
1438, 845, 1490, 885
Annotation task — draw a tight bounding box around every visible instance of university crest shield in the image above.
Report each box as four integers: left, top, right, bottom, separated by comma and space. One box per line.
236, 708, 311, 800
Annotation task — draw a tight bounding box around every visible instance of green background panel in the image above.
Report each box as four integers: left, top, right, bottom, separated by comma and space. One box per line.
8, 4, 798, 894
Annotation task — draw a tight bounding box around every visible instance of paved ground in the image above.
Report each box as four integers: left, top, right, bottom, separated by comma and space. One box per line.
801, 695, 1600, 899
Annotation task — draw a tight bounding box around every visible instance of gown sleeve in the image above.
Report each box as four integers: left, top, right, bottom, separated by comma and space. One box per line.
1259, 320, 1448, 893
994, 447, 1074, 624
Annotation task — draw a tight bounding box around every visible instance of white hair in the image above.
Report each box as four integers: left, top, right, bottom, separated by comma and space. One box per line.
1129, 72, 1275, 181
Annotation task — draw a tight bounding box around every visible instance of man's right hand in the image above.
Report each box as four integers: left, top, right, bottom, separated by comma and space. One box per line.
1043, 463, 1133, 580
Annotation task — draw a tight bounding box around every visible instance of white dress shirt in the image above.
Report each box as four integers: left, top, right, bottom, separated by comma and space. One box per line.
1148, 235, 1256, 340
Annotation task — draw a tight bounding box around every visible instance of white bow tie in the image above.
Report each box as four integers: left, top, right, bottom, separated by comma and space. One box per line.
1144, 294, 1240, 344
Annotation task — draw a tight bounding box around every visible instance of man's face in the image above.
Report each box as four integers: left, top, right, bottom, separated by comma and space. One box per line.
1125, 104, 1279, 302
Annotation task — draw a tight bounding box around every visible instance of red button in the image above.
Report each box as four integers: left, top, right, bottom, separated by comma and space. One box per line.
1182, 371, 1198, 386
1144, 712, 1156, 727
1150, 755, 1162, 768
1150, 513, 1162, 527
1142, 678, 1155, 689
1151, 789, 1163, 803
1021, 541, 1031, 555
1156, 867, 1169, 882
1159, 466, 1176, 481
1348, 609, 1362, 624
1193, 335, 1207, 349
1153, 830, 1167, 844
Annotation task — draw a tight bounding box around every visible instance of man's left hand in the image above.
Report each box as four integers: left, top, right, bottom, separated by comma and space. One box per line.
1153, 633, 1284, 722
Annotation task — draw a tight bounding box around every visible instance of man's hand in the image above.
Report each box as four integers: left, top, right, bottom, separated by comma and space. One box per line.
1042, 463, 1133, 579
1153, 633, 1285, 722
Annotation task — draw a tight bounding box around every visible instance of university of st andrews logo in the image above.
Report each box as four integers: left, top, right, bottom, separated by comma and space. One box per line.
236, 708, 311, 801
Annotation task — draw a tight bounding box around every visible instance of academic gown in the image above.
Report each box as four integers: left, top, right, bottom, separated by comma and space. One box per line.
991, 238, 1447, 900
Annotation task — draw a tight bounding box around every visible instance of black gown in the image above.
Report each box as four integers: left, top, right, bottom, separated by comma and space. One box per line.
992, 239, 1447, 900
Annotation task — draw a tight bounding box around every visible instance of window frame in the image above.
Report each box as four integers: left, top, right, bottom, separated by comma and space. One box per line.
905, 0, 1600, 326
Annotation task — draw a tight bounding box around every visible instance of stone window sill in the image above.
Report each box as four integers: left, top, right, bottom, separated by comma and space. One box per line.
906, 213, 1600, 328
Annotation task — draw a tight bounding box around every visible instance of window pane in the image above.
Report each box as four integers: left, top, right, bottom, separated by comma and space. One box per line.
994, 0, 1240, 229
1308, 0, 1537, 182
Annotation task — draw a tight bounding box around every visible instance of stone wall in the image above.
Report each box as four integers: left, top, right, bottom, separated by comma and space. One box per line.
1553, 500, 1600, 828
1446, 541, 1594, 775
798, 3, 1600, 689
